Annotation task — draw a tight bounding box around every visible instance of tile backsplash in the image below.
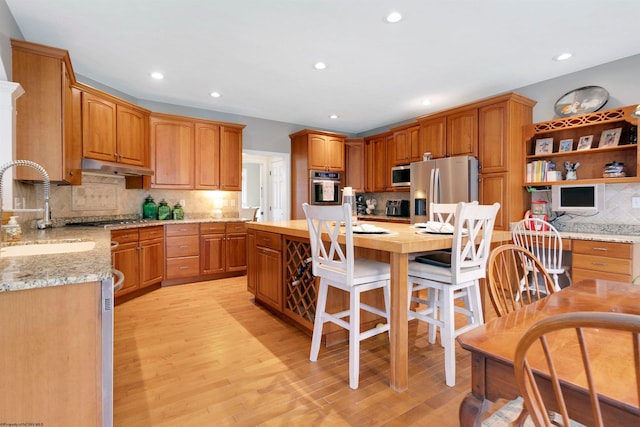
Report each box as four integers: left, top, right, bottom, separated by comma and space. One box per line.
16, 172, 241, 227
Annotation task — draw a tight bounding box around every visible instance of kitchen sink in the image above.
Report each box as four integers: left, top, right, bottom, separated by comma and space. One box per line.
0, 240, 96, 257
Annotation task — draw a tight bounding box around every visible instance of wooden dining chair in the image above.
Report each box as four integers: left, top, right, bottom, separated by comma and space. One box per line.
487, 244, 557, 317
302, 202, 391, 389
514, 311, 640, 427
512, 218, 570, 292
408, 201, 500, 386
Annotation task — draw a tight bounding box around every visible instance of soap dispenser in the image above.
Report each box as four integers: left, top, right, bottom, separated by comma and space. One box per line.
3, 216, 22, 242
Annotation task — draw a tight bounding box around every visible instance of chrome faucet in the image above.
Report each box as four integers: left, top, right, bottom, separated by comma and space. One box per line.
0, 160, 52, 229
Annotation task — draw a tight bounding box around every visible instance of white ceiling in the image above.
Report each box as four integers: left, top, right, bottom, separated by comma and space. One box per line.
6, 0, 640, 134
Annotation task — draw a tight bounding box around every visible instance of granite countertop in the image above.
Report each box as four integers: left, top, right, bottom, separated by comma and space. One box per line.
0, 227, 113, 293
0, 217, 251, 293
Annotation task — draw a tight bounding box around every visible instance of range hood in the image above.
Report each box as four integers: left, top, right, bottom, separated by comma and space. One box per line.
82, 158, 154, 176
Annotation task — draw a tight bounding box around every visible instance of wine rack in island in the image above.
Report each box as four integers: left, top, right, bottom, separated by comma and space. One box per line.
523, 105, 639, 186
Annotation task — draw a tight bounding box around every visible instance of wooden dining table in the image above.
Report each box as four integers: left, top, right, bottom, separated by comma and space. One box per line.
457, 278, 640, 426
246, 219, 511, 392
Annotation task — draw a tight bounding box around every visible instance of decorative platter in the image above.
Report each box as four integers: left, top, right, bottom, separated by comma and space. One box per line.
554, 86, 609, 117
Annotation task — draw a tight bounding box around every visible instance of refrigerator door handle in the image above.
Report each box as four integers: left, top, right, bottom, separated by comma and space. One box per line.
431, 167, 441, 205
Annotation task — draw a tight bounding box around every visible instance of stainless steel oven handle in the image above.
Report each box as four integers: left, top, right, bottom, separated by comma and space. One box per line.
112, 268, 125, 293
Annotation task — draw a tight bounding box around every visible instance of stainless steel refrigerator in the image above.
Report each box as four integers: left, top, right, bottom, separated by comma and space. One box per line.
410, 156, 479, 223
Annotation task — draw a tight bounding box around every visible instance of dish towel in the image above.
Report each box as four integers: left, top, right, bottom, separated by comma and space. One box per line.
321, 180, 334, 201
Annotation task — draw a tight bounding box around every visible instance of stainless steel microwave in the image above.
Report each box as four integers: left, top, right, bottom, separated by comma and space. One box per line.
391, 165, 410, 187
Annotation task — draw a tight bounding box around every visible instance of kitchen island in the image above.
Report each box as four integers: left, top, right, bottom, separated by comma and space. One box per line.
246, 219, 511, 391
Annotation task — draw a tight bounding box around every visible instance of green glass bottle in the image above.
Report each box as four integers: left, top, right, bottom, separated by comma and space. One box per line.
142, 195, 157, 219
158, 199, 171, 220
172, 203, 184, 220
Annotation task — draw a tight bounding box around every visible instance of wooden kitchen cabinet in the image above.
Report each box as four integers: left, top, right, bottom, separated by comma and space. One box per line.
165, 223, 200, 279
150, 113, 195, 189
220, 125, 244, 190
345, 138, 365, 192
391, 123, 421, 165
12, 39, 82, 184
200, 222, 247, 275
112, 228, 140, 295
253, 230, 283, 311
365, 132, 392, 192
152, 112, 245, 190
80, 86, 149, 167
112, 226, 164, 297
139, 226, 165, 287
478, 94, 536, 230
200, 222, 226, 274
417, 107, 477, 159
291, 129, 346, 172
571, 240, 640, 283
247, 230, 257, 294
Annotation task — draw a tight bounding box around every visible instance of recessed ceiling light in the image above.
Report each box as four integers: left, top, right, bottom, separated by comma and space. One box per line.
210, 92, 221, 98
314, 62, 327, 70
422, 99, 432, 106
385, 11, 403, 23
329, 114, 339, 119
151, 72, 164, 80
553, 53, 572, 61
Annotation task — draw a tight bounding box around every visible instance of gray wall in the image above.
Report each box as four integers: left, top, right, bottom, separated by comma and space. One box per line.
0, 0, 22, 80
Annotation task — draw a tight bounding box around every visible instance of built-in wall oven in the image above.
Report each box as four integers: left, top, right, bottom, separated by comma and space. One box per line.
309, 170, 342, 205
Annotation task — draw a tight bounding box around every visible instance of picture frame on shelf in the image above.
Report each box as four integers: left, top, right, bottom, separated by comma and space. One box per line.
577, 135, 594, 151
598, 127, 622, 148
558, 139, 573, 152
535, 137, 553, 155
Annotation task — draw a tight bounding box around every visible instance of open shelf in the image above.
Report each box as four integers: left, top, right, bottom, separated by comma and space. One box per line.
523, 106, 639, 187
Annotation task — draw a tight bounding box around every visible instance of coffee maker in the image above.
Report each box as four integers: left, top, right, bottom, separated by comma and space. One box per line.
355, 195, 367, 216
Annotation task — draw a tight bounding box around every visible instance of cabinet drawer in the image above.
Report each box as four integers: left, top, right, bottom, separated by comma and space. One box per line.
111, 229, 139, 244
572, 254, 632, 276
200, 222, 225, 234
571, 240, 632, 259
165, 223, 199, 236
166, 235, 200, 257
255, 231, 281, 251
572, 268, 631, 284
166, 256, 200, 279
226, 222, 246, 234
139, 226, 164, 241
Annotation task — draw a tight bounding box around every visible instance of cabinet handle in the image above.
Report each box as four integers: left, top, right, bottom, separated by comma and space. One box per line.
179, 266, 189, 269
592, 247, 608, 251
179, 245, 189, 248
591, 262, 608, 266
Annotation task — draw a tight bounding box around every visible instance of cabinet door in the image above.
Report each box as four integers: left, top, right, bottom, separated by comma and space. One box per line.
116, 105, 147, 166
419, 117, 447, 159
220, 126, 243, 190
256, 246, 282, 311
140, 237, 164, 287
392, 129, 410, 165
480, 172, 507, 231
247, 230, 257, 294
150, 116, 195, 189
408, 126, 422, 162
326, 136, 345, 171
308, 134, 329, 170
447, 108, 478, 157
479, 101, 508, 173
113, 242, 140, 295
66, 77, 83, 185
194, 123, 221, 190
82, 92, 117, 162
200, 233, 225, 274
226, 233, 247, 272
365, 136, 388, 192
345, 139, 364, 192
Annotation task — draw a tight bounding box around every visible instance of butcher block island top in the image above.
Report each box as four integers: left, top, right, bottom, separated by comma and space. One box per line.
246, 219, 511, 253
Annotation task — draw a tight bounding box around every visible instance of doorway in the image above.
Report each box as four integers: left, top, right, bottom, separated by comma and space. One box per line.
242, 150, 290, 221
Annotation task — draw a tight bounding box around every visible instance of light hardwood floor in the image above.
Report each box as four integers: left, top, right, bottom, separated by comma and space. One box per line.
114, 277, 492, 426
